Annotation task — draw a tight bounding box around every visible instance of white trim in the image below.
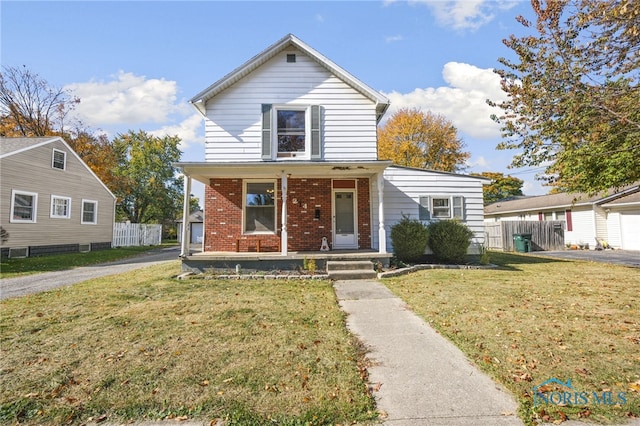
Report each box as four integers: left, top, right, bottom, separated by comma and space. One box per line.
243, 179, 278, 235
81, 199, 99, 224
10, 189, 38, 223
52, 148, 66, 170
50, 194, 72, 219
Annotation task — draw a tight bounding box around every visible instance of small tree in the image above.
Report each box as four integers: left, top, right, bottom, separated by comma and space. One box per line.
427, 220, 474, 264
390, 215, 429, 263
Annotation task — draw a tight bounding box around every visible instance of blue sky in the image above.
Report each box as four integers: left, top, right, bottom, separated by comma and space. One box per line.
2, 0, 547, 201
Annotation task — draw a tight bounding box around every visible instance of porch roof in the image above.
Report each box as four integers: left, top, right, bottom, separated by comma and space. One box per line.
174, 160, 392, 185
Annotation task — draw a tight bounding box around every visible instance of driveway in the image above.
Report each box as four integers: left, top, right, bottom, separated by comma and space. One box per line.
0, 246, 180, 300
529, 249, 640, 268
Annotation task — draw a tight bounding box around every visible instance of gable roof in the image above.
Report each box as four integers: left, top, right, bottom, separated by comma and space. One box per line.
190, 33, 390, 122
485, 184, 640, 215
0, 136, 116, 199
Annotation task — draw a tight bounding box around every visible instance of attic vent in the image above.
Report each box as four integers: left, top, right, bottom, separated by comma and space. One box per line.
9, 247, 29, 258
286, 54, 296, 63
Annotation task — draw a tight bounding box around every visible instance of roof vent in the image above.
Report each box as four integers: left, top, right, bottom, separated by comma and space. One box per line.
286, 54, 296, 63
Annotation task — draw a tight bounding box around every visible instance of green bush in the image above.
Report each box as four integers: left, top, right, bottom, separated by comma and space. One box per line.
390, 215, 429, 263
427, 220, 474, 264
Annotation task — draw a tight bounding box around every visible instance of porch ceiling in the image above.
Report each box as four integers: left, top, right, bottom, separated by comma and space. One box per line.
175, 160, 392, 184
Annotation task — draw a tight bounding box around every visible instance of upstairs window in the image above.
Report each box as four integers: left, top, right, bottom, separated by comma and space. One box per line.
50, 195, 71, 219
52, 149, 66, 170
262, 104, 321, 161
11, 190, 38, 223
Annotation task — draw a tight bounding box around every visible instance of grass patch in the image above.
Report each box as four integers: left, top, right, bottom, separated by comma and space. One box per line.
383, 251, 640, 425
0, 245, 172, 278
0, 261, 376, 425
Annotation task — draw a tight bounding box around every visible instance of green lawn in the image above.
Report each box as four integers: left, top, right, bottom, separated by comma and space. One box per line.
0, 261, 376, 425
383, 252, 640, 425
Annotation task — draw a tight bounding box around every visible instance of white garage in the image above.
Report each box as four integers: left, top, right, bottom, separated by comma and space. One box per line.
620, 211, 640, 250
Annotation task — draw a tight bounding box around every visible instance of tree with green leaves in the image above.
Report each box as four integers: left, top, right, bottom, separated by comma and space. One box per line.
112, 130, 183, 225
471, 172, 524, 205
378, 108, 470, 172
491, 0, 640, 195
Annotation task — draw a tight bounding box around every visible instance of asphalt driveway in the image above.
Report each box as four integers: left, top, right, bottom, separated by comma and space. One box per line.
529, 249, 640, 268
0, 246, 180, 300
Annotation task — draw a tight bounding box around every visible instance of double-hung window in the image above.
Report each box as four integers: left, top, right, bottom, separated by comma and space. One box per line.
52, 149, 66, 170
81, 200, 98, 224
244, 181, 276, 233
50, 195, 71, 219
11, 190, 38, 223
418, 196, 465, 220
262, 104, 321, 160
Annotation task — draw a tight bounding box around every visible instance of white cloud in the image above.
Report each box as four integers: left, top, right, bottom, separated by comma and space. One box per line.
65, 71, 181, 127
315, 14, 324, 23
149, 113, 204, 151
385, 34, 404, 43
382, 62, 507, 139
400, 0, 518, 31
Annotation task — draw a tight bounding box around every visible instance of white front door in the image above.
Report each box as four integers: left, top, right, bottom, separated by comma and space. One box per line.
333, 190, 357, 249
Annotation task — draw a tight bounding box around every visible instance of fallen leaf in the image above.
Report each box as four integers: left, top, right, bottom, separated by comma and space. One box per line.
629, 381, 640, 393
200, 380, 209, 386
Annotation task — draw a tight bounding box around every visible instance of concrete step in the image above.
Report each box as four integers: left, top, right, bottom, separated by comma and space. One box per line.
326, 260, 374, 271
327, 269, 378, 280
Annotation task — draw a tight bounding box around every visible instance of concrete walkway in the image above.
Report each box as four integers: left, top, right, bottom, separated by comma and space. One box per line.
334, 279, 523, 426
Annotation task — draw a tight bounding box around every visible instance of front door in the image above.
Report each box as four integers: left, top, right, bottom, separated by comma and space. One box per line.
333, 190, 357, 249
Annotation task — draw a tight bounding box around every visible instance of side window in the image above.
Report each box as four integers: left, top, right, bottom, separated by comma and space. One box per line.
82, 200, 98, 224
50, 195, 71, 219
418, 196, 465, 220
10, 190, 38, 223
52, 149, 66, 170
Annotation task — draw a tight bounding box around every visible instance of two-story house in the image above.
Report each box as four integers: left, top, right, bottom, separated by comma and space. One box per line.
176, 34, 487, 272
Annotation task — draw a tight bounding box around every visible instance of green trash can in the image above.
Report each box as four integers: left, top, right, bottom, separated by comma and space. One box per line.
513, 233, 532, 253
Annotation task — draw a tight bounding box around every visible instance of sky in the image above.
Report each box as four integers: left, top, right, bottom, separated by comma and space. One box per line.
1, 0, 549, 202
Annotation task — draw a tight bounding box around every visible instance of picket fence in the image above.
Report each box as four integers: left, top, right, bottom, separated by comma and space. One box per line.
113, 223, 162, 247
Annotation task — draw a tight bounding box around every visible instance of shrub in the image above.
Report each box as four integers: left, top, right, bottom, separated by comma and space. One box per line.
427, 220, 474, 264
390, 215, 429, 263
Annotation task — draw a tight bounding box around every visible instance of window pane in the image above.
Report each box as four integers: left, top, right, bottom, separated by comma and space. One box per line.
52, 198, 69, 217
277, 110, 305, 154
53, 150, 65, 169
83, 202, 96, 223
432, 198, 450, 218
245, 182, 275, 232
13, 194, 34, 220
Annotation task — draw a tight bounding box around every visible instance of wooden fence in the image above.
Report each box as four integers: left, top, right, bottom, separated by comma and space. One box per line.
485, 221, 565, 251
113, 223, 162, 247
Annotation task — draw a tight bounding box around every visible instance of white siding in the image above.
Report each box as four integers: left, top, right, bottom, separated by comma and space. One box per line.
565, 207, 595, 247
372, 166, 486, 254
606, 211, 623, 248
203, 47, 378, 162
620, 211, 640, 250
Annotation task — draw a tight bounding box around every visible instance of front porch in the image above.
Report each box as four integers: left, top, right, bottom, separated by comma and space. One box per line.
180, 249, 392, 274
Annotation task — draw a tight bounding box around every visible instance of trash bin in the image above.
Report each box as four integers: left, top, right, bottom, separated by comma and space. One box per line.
513, 233, 532, 253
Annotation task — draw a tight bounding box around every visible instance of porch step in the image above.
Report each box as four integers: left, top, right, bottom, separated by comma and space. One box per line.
326, 260, 377, 280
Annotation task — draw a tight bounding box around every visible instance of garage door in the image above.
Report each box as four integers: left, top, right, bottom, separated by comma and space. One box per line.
621, 211, 640, 250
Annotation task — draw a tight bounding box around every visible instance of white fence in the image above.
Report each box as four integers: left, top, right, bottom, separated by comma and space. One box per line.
113, 223, 162, 247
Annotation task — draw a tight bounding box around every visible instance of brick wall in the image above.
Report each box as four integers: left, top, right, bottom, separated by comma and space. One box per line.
203, 177, 372, 252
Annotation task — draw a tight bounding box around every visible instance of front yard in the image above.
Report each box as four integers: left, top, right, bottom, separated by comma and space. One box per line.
383, 252, 640, 425
1, 251, 638, 425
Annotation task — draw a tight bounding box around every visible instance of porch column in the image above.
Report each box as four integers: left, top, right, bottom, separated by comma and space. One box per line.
281, 171, 288, 256
377, 172, 387, 254
180, 172, 192, 257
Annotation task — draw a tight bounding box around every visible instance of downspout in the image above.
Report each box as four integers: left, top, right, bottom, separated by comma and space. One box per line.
281, 171, 288, 255
377, 171, 386, 254
180, 171, 192, 257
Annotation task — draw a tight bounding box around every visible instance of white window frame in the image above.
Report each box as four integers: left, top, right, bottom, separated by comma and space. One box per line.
52, 148, 66, 170
50, 195, 72, 219
243, 180, 277, 234
81, 199, 98, 224
273, 105, 310, 160
418, 195, 465, 220
10, 190, 38, 223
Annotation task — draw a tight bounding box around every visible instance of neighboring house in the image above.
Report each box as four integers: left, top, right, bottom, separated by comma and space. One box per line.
0, 136, 116, 258
176, 34, 487, 266
484, 185, 640, 250
176, 210, 204, 244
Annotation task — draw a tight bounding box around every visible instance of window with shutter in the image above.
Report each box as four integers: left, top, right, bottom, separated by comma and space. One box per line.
261, 104, 321, 160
